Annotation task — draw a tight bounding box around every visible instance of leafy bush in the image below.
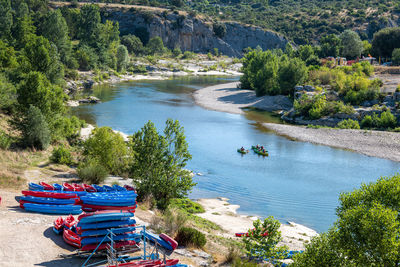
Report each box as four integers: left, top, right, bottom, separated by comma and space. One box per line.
172, 46, 182, 57
51, 115, 85, 141
337, 119, 360, 129
176, 227, 206, 247
182, 51, 195, 59
51, 145, 73, 165
361, 115, 373, 128
392, 48, 400, 66
0, 130, 12, 149
22, 105, 51, 150
362, 111, 397, 129
169, 198, 205, 214
83, 127, 130, 175
77, 159, 108, 184
243, 216, 288, 260
121, 34, 144, 55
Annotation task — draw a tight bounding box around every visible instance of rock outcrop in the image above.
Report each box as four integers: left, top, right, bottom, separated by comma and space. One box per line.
101, 8, 288, 57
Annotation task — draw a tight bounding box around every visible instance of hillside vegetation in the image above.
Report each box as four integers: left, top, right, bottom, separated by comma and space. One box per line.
70, 0, 400, 44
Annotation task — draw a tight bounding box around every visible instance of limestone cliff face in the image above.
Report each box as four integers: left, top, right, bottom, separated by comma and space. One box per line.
101, 9, 288, 57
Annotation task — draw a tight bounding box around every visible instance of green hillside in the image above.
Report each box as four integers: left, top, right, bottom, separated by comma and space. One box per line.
77, 0, 400, 44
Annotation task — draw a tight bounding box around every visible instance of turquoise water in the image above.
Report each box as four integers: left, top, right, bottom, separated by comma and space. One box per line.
72, 76, 400, 232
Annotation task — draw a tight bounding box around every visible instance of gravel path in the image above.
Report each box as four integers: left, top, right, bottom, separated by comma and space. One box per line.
195, 82, 400, 162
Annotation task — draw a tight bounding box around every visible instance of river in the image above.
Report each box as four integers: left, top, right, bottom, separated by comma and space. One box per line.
72, 76, 400, 232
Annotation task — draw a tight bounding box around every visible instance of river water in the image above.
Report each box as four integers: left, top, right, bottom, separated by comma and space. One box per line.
72, 76, 400, 232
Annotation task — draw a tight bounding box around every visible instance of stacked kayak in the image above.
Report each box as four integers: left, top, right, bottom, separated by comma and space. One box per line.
20, 191, 82, 215
55, 211, 141, 251
80, 191, 137, 212
29, 182, 136, 194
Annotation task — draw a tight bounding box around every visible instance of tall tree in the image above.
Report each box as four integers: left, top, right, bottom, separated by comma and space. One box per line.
78, 4, 101, 48
0, 0, 13, 41
340, 30, 363, 59
17, 71, 65, 119
41, 9, 75, 68
23, 35, 64, 85
116, 44, 129, 72
319, 34, 341, 58
129, 119, 194, 209
371, 27, 400, 58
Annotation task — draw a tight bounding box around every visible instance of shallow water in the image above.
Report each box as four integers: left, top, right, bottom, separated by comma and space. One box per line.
72, 76, 400, 232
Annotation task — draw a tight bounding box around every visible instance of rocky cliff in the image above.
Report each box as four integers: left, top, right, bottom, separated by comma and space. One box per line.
101, 8, 288, 57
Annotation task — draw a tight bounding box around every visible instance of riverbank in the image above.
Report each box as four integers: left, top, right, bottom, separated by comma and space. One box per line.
194, 82, 400, 162
196, 198, 317, 251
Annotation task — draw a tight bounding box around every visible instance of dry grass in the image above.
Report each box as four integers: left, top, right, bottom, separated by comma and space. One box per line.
375, 66, 400, 75
0, 169, 27, 190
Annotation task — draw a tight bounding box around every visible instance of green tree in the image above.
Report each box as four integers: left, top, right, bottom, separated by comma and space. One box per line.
116, 44, 129, 72
278, 57, 307, 95
297, 45, 314, 62
362, 40, 372, 56
41, 9, 75, 68
74, 45, 98, 71
129, 119, 194, 209
340, 30, 363, 59
0, 73, 16, 112
146, 36, 165, 55
121, 34, 144, 55
60, 6, 80, 40
23, 35, 64, 85
0, 0, 13, 41
292, 230, 351, 267
0, 40, 17, 69
242, 217, 288, 262
21, 105, 51, 150
392, 48, 400, 66
83, 127, 130, 175
336, 174, 400, 265
17, 71, 65, 119
372, 27, 400, 58
12, 15, 36, 49
319, 34, 341, 58
78, 4, 101, 47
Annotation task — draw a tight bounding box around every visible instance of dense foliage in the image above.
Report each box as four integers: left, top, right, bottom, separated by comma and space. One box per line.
176, 226, 206, 247
293, 174, 400, 266
242, 217, 288, 262
240, 49, 307, 96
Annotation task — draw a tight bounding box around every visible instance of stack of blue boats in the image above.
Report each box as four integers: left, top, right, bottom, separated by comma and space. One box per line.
59, 211, 140, 251
19, 182, 137, 215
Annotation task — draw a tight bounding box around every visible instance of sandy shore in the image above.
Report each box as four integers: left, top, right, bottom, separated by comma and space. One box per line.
194, 82, 400, 162
196, 198, 317, 251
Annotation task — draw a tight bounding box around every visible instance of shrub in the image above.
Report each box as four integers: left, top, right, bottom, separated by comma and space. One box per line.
22, 105, 51, 150
77, 159, 108, 184
176, 227, 206, 247
392, 48, 400, 66
379, 110, 397, 128
0, 130, 12, 149
51, 145, 73, 165
83, 127, 130, 175
64, 68, 79, 80
172, 46, 182, 57
337, 119, 360, 129
169, 198, 205, 214
182, 51, 195, 59
361, 115, 373, 128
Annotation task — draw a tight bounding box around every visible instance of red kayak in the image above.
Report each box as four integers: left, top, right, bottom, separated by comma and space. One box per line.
64, 215, 77, 229
108, 259, 179, 267
63, 183, 75, 191
81, 240, 137, 251
235, 231, 268, 237
123, 185, 136, 192
72, 183, 85, 191
63, 229, 81, 248
83, 184, 96, 192
39, 182, 54, 190
81, 203, 137, 212
159, 233, 178, 250
54, 216, 64, 230
22, 191, 77, 199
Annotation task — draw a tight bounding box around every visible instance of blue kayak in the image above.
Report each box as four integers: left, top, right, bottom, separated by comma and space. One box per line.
80, 200, 136, 207
92, 184, 105, 192
52, 183, 63, 190
23, 203, 82, 215
102, 185, 116, 192
143, 232, 173, 251
80, 226, 136, 237
20, 196, 76, 205
112, 184, 127, 191
29, 182, 44, 191
80, 233, 141, 246
78, 212, 134, 225
78, 219, 136, 230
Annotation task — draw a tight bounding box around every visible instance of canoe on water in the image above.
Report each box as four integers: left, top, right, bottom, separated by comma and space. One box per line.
254, 149, 269, 157
237, 149, 249, 154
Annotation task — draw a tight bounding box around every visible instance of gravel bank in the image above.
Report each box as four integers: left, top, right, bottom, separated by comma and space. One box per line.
194, 82, 400, 162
